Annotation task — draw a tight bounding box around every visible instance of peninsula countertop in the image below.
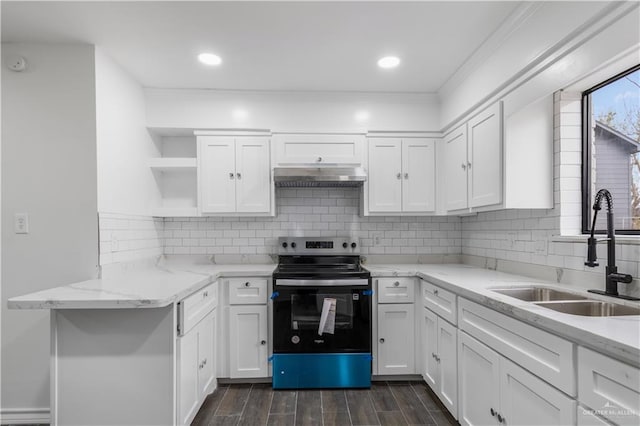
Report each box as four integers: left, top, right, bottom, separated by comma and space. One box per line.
7, 263, 276, 310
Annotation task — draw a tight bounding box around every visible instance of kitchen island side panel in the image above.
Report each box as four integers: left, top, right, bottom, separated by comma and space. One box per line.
51, 306, 176, 426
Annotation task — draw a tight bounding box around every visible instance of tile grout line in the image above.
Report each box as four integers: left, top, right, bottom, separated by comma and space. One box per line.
210, 385, 230, 418
293, 390, 298, 426
365, 388, 383, 426
386, 381, 412, 426
409, 382, 439, 425
265, 387, 275, 426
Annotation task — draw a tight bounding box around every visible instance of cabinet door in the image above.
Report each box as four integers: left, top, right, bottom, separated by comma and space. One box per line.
229, 305, 268, 378
368, 138, 402, 212
377, 304, 415, 375
198, 310, 216, 398
422, 307, 439, 388
468, 102, 502, 208
437, 318, 458, 418
198, 136, 236, 213
444, 125, 468, 211
458, 331, 500, 426
235, 138, 271, 213
177, 329, 199, 426
402, 139, 435, 212
500, 358, 576, 426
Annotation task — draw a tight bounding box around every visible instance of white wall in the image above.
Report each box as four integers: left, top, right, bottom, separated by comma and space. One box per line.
95, 48, 161, 216
1, 43, 99, 422
145, 89, 440, 132
440, 1, 640, 130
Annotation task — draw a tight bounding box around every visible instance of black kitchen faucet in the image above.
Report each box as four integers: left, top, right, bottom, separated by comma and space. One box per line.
585, 189, 639, 300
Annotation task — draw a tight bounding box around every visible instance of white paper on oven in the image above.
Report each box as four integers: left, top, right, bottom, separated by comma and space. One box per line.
318, 297, 337, 335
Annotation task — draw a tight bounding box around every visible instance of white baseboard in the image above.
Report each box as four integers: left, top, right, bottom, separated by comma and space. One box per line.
0, 407, 50, 425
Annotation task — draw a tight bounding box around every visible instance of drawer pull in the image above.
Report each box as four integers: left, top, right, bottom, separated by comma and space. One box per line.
379, 338, 385, 343
245, 282, 251, 287
203, 291, 208, 298
433, 289, 439, 296
260, 340, 267, 345
393, 281, 400, 287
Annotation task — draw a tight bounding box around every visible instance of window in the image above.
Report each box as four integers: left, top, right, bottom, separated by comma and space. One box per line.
582, 64, 640, 234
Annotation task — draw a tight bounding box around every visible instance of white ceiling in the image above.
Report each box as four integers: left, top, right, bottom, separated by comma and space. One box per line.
1, 1, 522, 93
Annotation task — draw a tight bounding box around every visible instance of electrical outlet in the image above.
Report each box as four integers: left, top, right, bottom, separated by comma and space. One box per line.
14, 213, 29, 234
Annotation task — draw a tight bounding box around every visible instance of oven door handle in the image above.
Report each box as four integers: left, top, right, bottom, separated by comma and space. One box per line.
275, 279, 370, 287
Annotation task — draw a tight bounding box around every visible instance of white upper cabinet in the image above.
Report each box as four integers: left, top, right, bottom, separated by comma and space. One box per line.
444, 126, 468, 211
368, 138, 436, 214
198, 135, 272, 215
273, 133, 365, 165
368, 139, 402, 212
467, 102, 502, 208
235, 139, 271, 213
444, 102, 503, 212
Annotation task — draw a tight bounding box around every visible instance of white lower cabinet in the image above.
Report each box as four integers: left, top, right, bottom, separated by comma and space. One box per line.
229, 305, 269, 378
422, 307, 457, 418
377, 303, 415, 375
577, 346, 640, 426
177, 308, 216, 425
458, 330, 576, 426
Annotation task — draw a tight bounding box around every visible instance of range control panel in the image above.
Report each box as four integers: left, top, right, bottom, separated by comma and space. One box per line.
278, 237, 360, 255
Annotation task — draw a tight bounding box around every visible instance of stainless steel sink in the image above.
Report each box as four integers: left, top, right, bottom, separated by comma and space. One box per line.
534, 300, 640, 316
490, 287, 587, 302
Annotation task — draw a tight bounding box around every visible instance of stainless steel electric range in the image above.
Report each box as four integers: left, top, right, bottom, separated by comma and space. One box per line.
271, 237, 372, 389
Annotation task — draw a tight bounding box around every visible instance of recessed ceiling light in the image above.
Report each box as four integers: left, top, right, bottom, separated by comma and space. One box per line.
355, 111, 370, 122
377, 56, 400, 69
232, 109, 249, 120
198, 53, 222, 66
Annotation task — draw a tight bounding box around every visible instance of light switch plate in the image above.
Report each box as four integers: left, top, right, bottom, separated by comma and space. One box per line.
14, 213, 29, 234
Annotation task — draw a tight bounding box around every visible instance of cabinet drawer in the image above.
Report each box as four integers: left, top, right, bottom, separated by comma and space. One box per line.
178, 281, 217, 336
229, 278, 268, 305
578, 346, 639, 426
458, 298, 575, 396
421, 280, 457, 325
377, 278, 415, 304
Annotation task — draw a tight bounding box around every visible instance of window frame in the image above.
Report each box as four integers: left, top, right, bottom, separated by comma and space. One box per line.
581, 63, 640, 235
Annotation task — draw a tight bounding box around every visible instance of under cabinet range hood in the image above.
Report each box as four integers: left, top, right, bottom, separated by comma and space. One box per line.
273, 166, 367, 187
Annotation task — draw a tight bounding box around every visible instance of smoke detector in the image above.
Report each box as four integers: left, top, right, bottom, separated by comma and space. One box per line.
7, 55, 27, 72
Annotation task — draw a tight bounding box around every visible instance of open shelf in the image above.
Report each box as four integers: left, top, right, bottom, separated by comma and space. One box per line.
149, 157, 197, 171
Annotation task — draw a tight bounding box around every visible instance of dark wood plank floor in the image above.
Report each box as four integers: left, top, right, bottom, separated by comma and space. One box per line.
192, 381, 458, 426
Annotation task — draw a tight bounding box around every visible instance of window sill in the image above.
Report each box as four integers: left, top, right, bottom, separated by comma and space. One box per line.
552, 235, 640, 245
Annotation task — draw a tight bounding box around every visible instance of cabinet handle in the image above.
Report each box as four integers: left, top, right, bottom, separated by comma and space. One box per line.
461, 163, 467, 170
497, 414, 504, 423
393, 281, 400, 287
379, 338, 385, 343
229, 172, 235, 179
199, 362, 204, 370
203, 291, 208, 298
467, 161, 472, 169
317, 156, 323, 162
432, 352, 436, 359
245, 282, 250, 287
396, 173, 402, 179
404, 172, 409, 179
203, 358, 207, 365
236, 172, 242, 179
436, 355, 441, 362
490, 408, 496, 417
261, 340, 267, 345
433, 289, 439, 296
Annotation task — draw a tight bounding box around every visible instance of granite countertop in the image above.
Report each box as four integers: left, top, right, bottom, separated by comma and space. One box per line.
365, 263, 640, 366
7, 263, 276, 310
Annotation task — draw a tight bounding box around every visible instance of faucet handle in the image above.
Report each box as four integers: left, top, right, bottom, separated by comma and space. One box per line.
585, 237, 599, 267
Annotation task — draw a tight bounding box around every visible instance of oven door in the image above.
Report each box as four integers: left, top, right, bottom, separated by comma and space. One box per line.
272, 278, 371, 353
